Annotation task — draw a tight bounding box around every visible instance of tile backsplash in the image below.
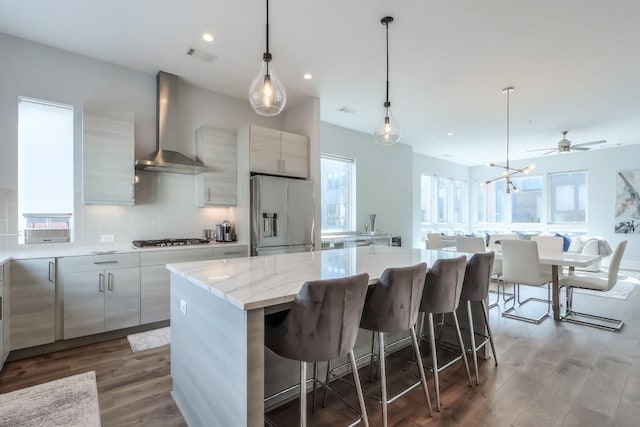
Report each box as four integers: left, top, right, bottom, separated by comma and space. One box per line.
0, 171, 240, 252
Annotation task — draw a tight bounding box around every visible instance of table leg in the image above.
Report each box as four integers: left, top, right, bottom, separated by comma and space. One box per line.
552, 264, 560, 321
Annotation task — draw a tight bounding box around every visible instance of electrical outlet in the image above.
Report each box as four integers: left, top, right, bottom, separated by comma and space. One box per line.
180, 299, 187, 316
100, 234, 115, 243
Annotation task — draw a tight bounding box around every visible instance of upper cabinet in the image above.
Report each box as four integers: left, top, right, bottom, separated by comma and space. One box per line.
246, 125, 309, 179
195, 126, 238, 207
82, 105, 135, 205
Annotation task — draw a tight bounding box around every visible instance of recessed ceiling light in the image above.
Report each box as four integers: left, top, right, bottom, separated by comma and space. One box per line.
447, 132, 454, 136
303, 73, 313, 80
202, 33, 214, 42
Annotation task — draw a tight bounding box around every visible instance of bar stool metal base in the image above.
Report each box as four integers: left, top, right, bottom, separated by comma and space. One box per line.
265, 350, 369, 427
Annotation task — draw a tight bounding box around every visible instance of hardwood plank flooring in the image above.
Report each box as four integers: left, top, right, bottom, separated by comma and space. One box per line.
0, 281, 638, 427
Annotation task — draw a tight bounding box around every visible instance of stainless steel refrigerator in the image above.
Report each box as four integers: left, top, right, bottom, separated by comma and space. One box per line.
251, 175, 315, 256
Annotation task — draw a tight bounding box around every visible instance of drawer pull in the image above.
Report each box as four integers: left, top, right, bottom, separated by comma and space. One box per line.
93, 261, 118, 265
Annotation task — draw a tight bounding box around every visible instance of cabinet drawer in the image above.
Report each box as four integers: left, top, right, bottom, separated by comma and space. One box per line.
212, 245, 248, 260
58, 252, 140, 272
140, 247, 214, 266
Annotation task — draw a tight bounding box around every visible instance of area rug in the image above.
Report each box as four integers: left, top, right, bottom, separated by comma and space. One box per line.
127, 326, 171, 353
0, 371, 101, 426
573, 272, 638, 300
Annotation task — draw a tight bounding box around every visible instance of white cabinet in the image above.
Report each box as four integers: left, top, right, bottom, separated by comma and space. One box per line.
246, 125, 309, 178
195, 126, 237, 207
140, 245, 248, 324
0, 262, 8, 367
59, 253, 140, 339
10, 258, 56, 350
82, 106, 135, 205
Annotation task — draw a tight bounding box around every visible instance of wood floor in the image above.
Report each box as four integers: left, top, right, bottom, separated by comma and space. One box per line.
0, 283, 639, 427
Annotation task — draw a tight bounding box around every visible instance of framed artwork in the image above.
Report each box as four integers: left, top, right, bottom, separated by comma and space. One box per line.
615, 170, 640, 233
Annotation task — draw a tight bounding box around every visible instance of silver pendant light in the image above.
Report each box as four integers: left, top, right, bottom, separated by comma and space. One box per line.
374, 16, 401, 145
481, 87, 535, 193
249, 0, 286, 116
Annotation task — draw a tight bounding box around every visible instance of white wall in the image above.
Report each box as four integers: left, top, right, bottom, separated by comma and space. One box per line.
412, 153, 470, 248
321, 122, 414, 246
470, 145, 640, 269
0, 33, 294, 252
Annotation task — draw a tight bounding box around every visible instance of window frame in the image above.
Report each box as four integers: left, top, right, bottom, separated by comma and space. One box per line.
320, 153, 356, 234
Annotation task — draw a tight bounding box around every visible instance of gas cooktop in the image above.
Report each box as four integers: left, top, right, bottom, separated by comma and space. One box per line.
132, 238, 210, 248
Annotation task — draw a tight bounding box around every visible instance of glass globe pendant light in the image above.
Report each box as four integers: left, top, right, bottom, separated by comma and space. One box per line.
374, 16, 401, 145
249, 0, 286, 116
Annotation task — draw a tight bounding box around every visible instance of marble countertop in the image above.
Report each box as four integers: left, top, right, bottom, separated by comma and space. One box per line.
0, 241, 247, 264
167, 246, 468, 311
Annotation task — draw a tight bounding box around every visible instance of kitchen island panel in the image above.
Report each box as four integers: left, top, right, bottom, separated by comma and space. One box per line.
170, 273, 264, 427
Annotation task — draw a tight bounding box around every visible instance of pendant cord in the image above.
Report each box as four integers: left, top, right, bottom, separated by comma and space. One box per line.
385, 20, 390, 104
265, 0, 270, 74
506, 88, 510, 171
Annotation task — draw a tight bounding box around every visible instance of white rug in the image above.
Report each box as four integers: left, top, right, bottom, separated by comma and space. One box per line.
573, 271, 638, 300
127, 327, 171, 353
0, 371, 101, 427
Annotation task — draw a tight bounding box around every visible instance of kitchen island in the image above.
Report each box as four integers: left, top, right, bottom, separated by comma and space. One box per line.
167, 246, 466, 427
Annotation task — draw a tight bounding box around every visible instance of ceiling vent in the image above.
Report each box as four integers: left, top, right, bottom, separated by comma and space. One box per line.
186, 47, 217, 63
337, 106, 355, 114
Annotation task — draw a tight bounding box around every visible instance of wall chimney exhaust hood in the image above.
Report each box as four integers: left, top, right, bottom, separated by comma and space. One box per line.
135, 71, 207, 174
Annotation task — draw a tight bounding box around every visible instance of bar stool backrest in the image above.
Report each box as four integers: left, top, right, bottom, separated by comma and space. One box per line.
360, 263, 427, 333
420, 256, 467, 314
459, 251, 495, 302
266, 273, 370, 362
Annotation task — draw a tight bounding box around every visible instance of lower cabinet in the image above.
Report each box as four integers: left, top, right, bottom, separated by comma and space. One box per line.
59, 253, 140, 340
140, 245, 248, 323
10, 258, 56, 350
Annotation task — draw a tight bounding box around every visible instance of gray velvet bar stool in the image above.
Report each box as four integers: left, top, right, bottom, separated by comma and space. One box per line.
264, 273, 370, 427
358, 263, 433, 427
419, 255, 472, 411
459, 251, 498, 385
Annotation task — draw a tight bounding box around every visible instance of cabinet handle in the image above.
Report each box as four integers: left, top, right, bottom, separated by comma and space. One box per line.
207, 187, 211, 202
94, 261, 118, 265
108, 272, 114, 291
48, 261, 54, 283
99, 273, 105, 293
0, 296, 3, 320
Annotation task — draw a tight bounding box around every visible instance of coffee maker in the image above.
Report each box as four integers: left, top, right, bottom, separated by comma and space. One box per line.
215, 220, 235, 242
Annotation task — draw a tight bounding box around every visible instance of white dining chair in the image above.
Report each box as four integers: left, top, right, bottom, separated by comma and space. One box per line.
426, 233, 444, 249
488, 233, 517, 307
501, 239, 552, 324
531, 235, 564, 277
559, 240, 627, 332
456, 236, 486, 253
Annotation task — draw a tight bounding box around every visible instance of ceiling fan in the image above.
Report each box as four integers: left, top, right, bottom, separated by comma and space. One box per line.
527, 131, 606, 155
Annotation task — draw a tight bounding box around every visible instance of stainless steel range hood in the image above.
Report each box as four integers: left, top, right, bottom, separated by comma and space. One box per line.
135, 71, 207, 174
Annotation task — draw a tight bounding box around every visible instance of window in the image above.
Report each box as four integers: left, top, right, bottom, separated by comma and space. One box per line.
510, 176, 543, 223
549, 171, 587, 223
321, 154, 355, 232
477, 180, 506, 223
420, 175, 433, 223
18, 98, 74, 243
420, 174, 467, 225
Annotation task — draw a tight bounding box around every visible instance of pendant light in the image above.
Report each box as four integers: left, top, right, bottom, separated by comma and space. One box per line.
481, 87, 535, 193
374, 16, 401, 145
249, 0, 286, 116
